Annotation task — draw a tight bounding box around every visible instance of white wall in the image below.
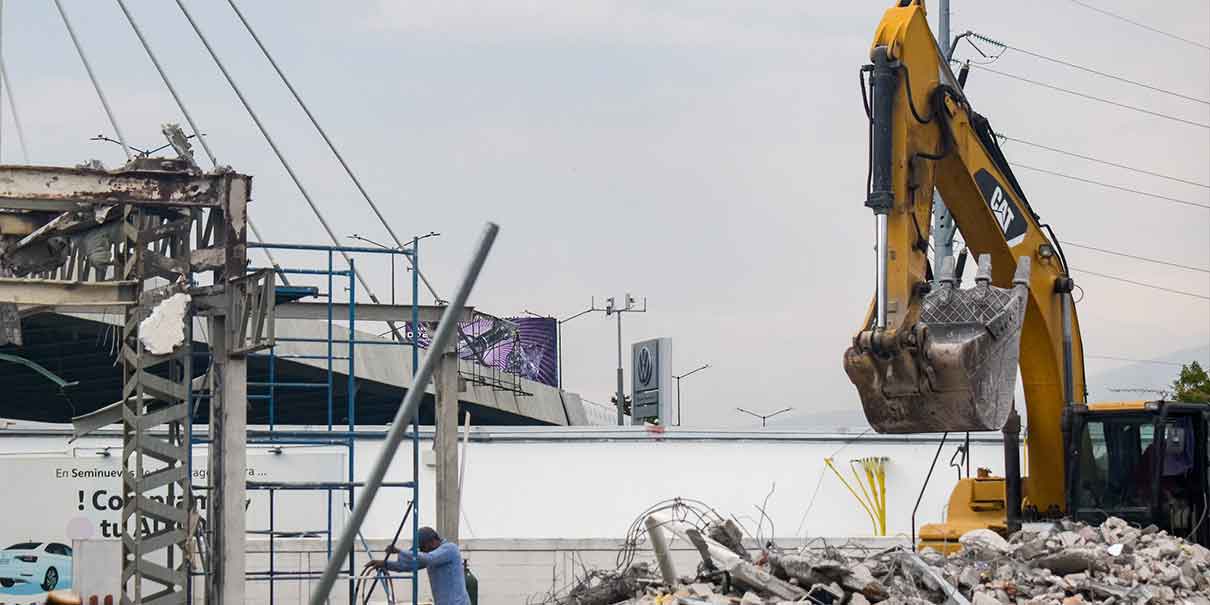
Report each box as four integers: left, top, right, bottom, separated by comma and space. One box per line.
1, 426, 1009, 543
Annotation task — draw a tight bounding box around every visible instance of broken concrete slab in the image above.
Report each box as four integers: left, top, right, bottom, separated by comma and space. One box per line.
138, 292, 190, 354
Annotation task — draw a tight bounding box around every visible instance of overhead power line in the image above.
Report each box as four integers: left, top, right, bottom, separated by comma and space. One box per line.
1071, 267, 1210, 300
1060, 241, 1209, 273
968, 31, 1209, 105
1066, 0, 1210, 52
53, 0, 131, 161
968, 64, 1210, 130
1086, 355, 1186, 367
1000, 135, 1209, 189
1011, 163, 1210, 211
0, 56, 30, 162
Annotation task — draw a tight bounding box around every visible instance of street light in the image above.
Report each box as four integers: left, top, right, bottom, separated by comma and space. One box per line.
599, 294, 646, 426
530, 295, 646, 426
349, 233, 400, 303
672, 363, 710, 426
349, 231, 440, 305
736, 406, 793, 428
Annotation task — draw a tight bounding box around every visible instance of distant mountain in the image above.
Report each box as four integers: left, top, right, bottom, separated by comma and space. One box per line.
1085, 344, 1210, 403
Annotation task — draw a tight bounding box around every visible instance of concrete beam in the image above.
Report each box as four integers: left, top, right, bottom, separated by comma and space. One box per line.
208, 315, 247, 603
275, 302, 473, 324
0, 165, 248, 209
434, 345, 462, 540
0, 278, 137, 306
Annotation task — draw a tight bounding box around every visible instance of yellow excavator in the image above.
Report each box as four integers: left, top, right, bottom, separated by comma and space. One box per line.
844, 0, 1209, 550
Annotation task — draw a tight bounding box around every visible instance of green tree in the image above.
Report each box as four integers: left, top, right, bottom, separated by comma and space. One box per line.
1171, 361, 1210, 403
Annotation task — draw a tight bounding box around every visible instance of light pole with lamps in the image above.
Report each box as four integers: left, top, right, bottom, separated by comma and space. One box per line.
672, 363, 710, 426
531, 295, 647, 426
350, 231, 439, 305
736, 406, 793, 428
597, 294, 646, 426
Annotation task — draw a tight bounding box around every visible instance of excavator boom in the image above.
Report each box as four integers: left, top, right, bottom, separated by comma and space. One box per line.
844, 0, 1085, 515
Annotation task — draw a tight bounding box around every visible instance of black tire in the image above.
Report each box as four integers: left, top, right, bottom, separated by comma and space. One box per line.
41, 567, 58, 591
0, 578, 14, 587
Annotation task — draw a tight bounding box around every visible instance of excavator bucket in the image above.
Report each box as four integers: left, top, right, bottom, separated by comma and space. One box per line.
845, 255, 1031, 433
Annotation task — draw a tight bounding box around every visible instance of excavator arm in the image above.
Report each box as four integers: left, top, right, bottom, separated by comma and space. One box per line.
843, 0, 1087, 522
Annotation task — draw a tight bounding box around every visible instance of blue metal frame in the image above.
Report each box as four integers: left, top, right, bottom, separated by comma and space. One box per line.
188, 241, 421, 602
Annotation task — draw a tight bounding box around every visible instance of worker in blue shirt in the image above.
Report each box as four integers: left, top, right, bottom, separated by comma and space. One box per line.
371, 526, 471, 605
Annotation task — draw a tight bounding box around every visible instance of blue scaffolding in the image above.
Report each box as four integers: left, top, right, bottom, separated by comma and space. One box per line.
190, 240, 426, 604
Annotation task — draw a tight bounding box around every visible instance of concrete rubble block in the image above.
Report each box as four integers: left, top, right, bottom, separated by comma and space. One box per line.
840, 563, 889, 601
730, 560, 806, 602
960, 529, 1016, 559
804, 582, 845, 605
1031, 548, 1106, 576
1187, 543, 1210, 565
739, 591, 762, 605
970, 591, 1003, 605
848, 593, 872, 605
708, 520, 752, 561
1076, 526, 1100, 543
1016, 539, 1052, 561
1057, 531, 1082, 548
958, 565, 983, 590
138, 292, 191, 354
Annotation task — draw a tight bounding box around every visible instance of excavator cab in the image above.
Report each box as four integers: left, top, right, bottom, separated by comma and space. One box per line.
1066, 401, 1210, 547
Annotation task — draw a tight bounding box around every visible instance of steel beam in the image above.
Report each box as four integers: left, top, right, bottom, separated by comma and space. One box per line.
275, 301, 473, 323
121, 208, 193, 605
0, 277, 136, 305
0, 164, 248, 209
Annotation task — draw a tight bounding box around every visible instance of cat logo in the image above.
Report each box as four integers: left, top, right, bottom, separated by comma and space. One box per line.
989, 186, 1014, 234
974, 169, 1027, 246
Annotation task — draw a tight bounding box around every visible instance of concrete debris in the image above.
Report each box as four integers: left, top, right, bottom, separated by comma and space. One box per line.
554, 514, 1209, 605
138, 292, 191, 354
960, 528, 1015, 559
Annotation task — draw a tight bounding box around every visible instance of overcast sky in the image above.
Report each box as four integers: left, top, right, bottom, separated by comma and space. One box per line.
4, 0, 1207, 427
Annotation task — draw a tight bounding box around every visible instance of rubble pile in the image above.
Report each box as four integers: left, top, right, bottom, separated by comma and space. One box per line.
547, 515, 1210, 605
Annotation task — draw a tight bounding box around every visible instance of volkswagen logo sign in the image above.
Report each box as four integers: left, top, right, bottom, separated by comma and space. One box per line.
637, 347, 654, 385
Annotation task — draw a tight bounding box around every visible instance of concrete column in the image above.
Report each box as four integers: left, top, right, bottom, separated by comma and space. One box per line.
433, 344, 461, 540
207, 314, 247, 604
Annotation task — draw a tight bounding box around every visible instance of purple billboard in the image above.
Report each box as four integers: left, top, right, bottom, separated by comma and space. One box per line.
407, 316, 558, 387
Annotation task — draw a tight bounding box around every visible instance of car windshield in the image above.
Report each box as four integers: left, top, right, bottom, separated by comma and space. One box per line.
4, 542, 41, 550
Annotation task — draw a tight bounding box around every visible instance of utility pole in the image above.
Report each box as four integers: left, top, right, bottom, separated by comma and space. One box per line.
597, 294, 646, 426
932, 0, 958, 268
673, 363, 710, 426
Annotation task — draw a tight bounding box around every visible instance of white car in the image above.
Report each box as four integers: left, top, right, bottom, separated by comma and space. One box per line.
0, 542, 72, 591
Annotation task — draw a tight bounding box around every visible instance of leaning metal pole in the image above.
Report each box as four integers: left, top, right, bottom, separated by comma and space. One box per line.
309, 223, 499, 604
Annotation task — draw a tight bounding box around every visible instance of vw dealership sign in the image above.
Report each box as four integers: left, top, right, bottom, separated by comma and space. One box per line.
631, 338, 672, 425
